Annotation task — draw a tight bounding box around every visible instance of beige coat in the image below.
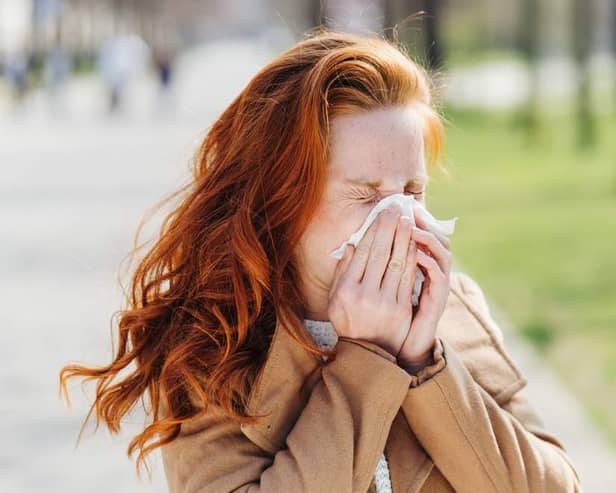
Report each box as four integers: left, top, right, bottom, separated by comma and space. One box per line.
160, 271, 582, 492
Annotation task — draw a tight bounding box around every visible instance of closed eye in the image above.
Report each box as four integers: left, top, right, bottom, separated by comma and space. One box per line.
361, 191, 424, 204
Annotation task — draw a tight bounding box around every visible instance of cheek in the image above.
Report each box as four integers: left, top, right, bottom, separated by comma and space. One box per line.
321, 203, 368, 241
299, 205, 361, 273
297, 209, 339, 264
316, 210, 349, 252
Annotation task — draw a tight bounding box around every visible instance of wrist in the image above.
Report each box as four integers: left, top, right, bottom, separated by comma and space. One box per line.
399, 355, 434, 374
397, 346, 435, 374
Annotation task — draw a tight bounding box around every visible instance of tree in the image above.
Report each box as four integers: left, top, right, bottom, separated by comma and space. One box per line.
423, 0, 443, 70
383, 0, 444, 70
572, 0, 595, 148
518, 0, 540, 139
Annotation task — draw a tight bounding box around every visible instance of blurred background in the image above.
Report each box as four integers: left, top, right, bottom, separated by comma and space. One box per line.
1, 0, 614, 491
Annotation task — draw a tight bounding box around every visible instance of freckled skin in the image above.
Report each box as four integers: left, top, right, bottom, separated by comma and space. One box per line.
295, 105, 429, 320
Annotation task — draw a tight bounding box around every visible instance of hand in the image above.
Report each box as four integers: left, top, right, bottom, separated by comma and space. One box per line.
327, 204, 417, 357
396, 209, 452, 368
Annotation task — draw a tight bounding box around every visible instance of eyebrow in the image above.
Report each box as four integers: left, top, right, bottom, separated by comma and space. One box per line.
345, 177, 429, 189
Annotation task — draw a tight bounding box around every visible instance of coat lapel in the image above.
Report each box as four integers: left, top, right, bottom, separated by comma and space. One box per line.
239, 315, 323, 455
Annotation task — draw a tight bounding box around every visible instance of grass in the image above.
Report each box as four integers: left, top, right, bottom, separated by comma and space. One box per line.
428, 107, 616, 450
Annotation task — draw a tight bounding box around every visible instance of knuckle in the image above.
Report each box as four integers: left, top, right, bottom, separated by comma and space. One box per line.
412, 226, 426, 238
387, 258, 403, 271
355, 244, 371, 258
424, 231, 437, 244
403, 260, 415, 274
398, 216, 413, 230
397, 304, 413, 320
371, 245, 388, 261
399, 272, 412, 286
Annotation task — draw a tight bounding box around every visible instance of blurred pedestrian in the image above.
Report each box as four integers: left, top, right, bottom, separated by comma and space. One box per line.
152, 47, 176, 115
97, 34, 150, 113
4, 49, 30, 109
44, 29, 72, 116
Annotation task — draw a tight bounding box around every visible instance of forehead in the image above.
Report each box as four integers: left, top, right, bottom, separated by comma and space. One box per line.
327, 105, 427, 187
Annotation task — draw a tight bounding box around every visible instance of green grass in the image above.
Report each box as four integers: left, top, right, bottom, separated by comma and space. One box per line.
428, 108, 616, 450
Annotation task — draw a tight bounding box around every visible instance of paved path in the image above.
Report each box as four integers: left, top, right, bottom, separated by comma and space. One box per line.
0, 118, 189, 493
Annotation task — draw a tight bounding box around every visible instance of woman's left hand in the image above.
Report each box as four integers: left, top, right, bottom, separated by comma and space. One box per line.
396, 210, 452, 370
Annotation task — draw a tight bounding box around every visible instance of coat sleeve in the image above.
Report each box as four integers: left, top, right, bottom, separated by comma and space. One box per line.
400, 274, 583, 493
160, 337, 412, 493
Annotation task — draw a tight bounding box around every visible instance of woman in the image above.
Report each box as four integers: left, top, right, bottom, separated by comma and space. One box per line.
59, 30, 582, 492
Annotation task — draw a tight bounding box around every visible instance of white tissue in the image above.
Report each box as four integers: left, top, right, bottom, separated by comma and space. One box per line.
330, 193, 458, 306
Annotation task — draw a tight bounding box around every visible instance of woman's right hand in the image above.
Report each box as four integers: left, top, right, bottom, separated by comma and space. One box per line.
327, 204, 418, 358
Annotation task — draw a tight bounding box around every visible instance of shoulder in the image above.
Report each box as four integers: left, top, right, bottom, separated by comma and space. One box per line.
443, 270, 527, 404
449, 270, 504, 344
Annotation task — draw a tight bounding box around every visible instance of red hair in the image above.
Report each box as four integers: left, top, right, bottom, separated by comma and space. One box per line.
58, 28, 445, 479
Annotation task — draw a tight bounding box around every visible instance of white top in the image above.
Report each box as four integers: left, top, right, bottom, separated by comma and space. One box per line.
303, 318, 393, 493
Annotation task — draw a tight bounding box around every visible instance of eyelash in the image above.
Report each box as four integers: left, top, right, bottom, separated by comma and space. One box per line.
362, 191, 424, 204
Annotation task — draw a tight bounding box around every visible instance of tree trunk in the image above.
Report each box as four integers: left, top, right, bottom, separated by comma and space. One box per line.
572, 0, 594, 148
423, 0, 444, 70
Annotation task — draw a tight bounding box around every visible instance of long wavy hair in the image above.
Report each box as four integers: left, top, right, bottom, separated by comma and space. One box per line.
58, 28, 446, 479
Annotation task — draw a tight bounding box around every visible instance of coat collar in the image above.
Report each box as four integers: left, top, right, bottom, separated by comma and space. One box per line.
239, 312, 323, 454
240, 271, 527, 489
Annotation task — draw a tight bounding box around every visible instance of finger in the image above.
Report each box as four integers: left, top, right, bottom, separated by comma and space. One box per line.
415, 249, 446, 284
344, 211, 381, 283
397, 238, 418, 304
329, 244, 353, 298
363, 206, 402, 288
413, 208, 451, 249
381, 215, 414, 298
411, 226, 452, 274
